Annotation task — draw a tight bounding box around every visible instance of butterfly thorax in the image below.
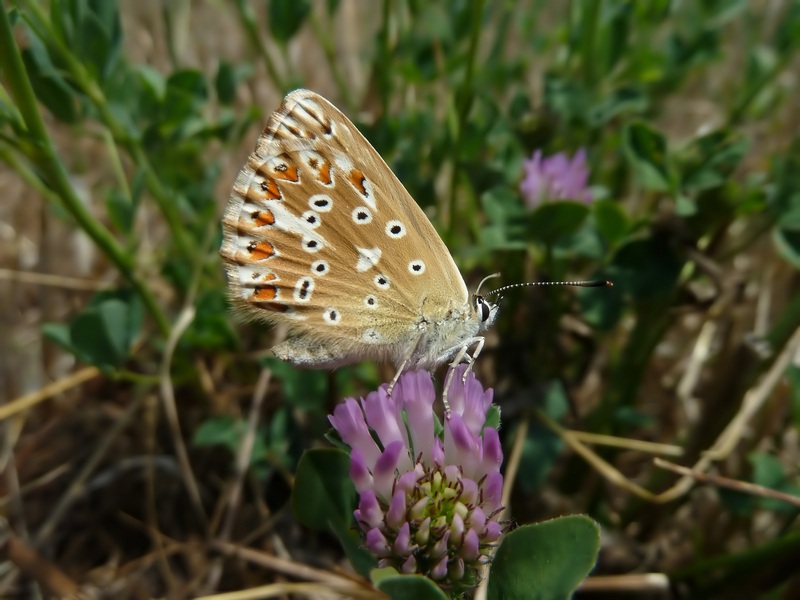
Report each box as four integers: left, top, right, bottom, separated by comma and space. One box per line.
405, 301, 485, 370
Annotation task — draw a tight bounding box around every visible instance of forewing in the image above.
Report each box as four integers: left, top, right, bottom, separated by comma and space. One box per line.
220, 89, 468, 349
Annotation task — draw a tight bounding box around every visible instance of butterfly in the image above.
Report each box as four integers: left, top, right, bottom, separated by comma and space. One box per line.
220, 90, 607, 411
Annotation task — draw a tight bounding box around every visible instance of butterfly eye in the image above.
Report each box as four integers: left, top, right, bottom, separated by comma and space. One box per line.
475, 296, 492, 323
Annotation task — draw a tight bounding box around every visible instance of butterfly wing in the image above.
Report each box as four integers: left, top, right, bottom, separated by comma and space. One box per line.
221, 90, 469, 365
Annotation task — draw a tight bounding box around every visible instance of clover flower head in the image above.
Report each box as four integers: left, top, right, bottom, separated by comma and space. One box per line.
520, 148, 592, 207
328, 366, 504, 592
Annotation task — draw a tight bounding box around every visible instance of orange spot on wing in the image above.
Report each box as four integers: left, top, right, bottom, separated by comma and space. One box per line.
349, 168, 368, 197
273, 163, 299, 182
318, 161, 332, 185
252, 209, 275, 226
253, 286, 278, 301
247, 240, 275, 260
261, 177, 282, 200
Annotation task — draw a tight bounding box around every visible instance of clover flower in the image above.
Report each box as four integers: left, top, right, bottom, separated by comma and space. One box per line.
328, 367, 504, 592
520, 148, 593, 207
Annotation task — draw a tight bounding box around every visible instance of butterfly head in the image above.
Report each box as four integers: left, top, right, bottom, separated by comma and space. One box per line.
471, 273, 613, 332
472, 293, 499, 331
471, 273, 501, 332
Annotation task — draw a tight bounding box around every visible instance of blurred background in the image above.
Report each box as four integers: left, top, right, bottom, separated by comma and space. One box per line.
2, 0, 800, 598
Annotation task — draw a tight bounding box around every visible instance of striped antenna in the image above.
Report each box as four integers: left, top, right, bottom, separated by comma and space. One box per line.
484, 279, 612, 298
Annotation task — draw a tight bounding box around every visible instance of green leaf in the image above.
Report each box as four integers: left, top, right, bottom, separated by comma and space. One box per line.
614, 406, 655, 429
192, 416, 269, 468
40, 322, 73, 353
487, 516, 600, 600
623, 121, 673, 191
330, 519, 377, 577
215, 62, 252, 106
544, 72, 589, 123
50, 0, 123, 82
292, 448, 355, 530
517, 381, 567, 494
552, 227, 605, 261
675, 194, 698, 216
376, 574, 448, 600
42, 291, 142, 371
579, 274, 625, 330
773, 225, 800, 270
162, 69, 208, 124
182, 289, 238, 351
528, 201, 590, 246
609, 236, 682, 300
193, 415, 245, 449
326, 0, 341, 16
748, 452, 800, 512
269, 0, 311, 45
679, 128, 749, 193
591, 200, 630, 246
262, 357, 328, 411
484, 404, 501, 432
787, 365, 800, 431
81, 0, 123, 81
599, 1, 633, 76
20, 42, 81, 123
766, 147, 800, 218
636, 1, 673, 24
774, 0, 800, 52
134, 65, 166, 102
588, 86, 647, 126
696, 0, 747, 27
105, 188, 135, 234
69, 300, 131, 369
481, 186, 529, 250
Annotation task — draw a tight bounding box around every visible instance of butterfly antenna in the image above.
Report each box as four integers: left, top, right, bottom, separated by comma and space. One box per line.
485, 279, 613, 298
474, 272, 502, 296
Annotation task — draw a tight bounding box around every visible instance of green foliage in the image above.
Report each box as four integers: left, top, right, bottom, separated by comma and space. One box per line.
3, 0, 800, 597
42, 290, 142, 372
268, 0, 311, 45
292, 448, 377, 575
487, 516, 601, 600
375, 572, 449, 600
721, 451, 800, 515
623, 121, 674, 192
292, 448, 355, 530
516, 381, 568, 494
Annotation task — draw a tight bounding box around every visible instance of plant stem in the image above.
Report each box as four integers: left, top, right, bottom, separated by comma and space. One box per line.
448, 0, 486, 238
0, 7, 170, 336
309, 10, 355, 111
18, 0, 194, 260
234, 0, 287, 92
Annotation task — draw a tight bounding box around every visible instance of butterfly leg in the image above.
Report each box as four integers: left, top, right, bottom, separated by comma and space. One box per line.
387, 328, 427, 396
441, 336, 485, 418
